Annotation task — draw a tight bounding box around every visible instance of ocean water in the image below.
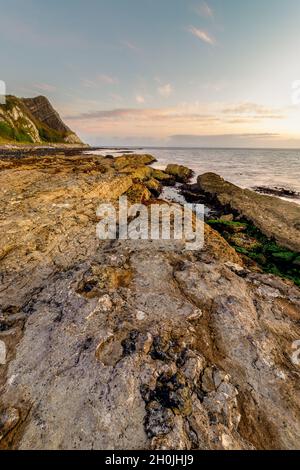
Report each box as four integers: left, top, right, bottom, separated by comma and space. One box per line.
88, 147, 300, 203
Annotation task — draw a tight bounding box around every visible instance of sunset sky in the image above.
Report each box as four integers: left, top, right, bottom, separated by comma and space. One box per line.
1, 0, 300, 147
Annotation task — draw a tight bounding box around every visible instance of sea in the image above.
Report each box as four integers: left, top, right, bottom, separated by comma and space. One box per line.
87, 147, 300, 204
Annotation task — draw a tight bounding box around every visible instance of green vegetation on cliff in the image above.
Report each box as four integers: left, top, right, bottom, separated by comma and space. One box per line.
0, 95, 82, 145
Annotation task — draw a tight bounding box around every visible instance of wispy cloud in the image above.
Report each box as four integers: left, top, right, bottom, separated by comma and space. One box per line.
158, 83, 173, 97
188, 26, 216, 45
121, 40, 140, 52
33, 83, 57, 93
81, 74, 119, 88
223, 102, 284, 119
194, 2, 214, 19
64, 106, 218, 123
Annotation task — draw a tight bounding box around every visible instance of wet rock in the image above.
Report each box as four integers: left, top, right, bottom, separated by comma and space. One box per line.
252, 186, 300, 200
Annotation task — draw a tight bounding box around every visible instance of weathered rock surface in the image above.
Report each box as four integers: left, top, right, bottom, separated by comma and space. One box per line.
198, 173, 300, 252
0, 155, 300, 450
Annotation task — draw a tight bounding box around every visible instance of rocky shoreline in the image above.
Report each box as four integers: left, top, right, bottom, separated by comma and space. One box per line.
0, 152, 300, 450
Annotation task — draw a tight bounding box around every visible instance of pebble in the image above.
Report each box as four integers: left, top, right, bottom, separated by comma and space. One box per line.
0, 340, 6, 365
136, 310, 146, 321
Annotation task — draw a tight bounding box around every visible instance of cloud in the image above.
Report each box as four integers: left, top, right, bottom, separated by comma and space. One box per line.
194, 2, 214, 18
99, 75, 119, 85
121, 40, 140, 52
33, 83, 57, 93
168, 133, 281, 147
158, 83, 173, 97
223, 102, 284, 119
81, 74, 119, 88
64, 106, 221, 126
136, 94, 145, 104
188, 26, 216, 45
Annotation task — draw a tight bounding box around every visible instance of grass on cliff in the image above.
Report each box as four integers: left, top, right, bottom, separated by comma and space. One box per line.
0, 95, 68, 144
208, 219, 300, 286
0, 121, 33, 143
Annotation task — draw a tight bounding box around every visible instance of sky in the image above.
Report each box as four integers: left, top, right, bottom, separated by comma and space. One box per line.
1, 0, 300, 147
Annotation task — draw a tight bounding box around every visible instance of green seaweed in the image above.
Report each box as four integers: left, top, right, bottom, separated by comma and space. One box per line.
207, 218, 300, 286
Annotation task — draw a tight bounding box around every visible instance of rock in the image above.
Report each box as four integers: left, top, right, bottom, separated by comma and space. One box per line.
136, 333, 153, 354
144, 401, 175, 438
198, 172, 300, 252
165, 164, 194, 183
0, 153, 300, 450
252, 186, 300, 200
220, 214, 234, 222
0, 340, 6, 365
86, 174, 133, 200
120, 165, 152, 181
201, 367, 215, 393
0, 407, 20, 441
151, 169, 176, 186
126, 183, 152, 204
145, 178, 162, 197
224, 261, 247, 276
181, 352, 206, 384
114, 154, 156, 170
97, 294, 113, 312
187, 309, 203, 322
136, 310, 147, 321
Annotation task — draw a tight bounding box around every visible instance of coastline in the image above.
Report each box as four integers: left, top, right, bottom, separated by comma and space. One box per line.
0, 150, 299, 449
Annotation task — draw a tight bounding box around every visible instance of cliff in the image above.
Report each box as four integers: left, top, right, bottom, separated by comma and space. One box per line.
0, 95, 82, 145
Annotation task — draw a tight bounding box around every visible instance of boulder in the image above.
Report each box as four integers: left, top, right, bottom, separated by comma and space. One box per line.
165, 164, 194, 183
114, 154, 156, 171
